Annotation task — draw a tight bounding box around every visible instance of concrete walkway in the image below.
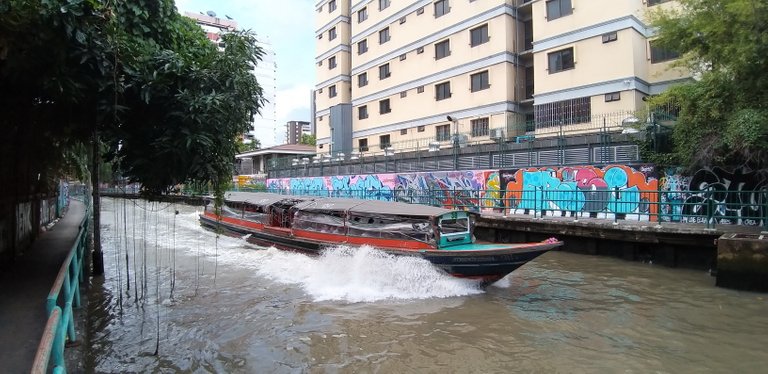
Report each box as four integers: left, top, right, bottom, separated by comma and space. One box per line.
0, 200, 86, 374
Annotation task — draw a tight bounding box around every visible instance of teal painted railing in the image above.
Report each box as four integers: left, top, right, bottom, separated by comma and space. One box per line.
265, 188, 768, 229
32, 199, 90, 374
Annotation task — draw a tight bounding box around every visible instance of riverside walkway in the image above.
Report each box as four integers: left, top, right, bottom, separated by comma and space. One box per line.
0, 200, 85, 374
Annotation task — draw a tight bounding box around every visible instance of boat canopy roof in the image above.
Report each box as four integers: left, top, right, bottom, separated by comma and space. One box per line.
223, 192, 298, 207
293, 197, 453, 218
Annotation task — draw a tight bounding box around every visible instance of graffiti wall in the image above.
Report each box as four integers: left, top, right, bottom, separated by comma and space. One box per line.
266, 165, 766, 225
660, 167, 767, 226
268, 170, 495, 211
499, 165, 659, 220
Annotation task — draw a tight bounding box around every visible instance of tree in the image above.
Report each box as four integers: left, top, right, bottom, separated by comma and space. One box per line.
300, 133, 317, 146
237, 137, 262, 153
649, 0, 768, 172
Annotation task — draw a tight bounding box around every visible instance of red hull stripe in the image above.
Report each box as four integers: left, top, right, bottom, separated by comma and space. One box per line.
204, 212, 264, 231
291, 229, 433, 250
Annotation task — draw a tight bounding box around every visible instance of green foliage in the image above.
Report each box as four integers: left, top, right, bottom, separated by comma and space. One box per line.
236, 137, 262, 153
300, 133, 317, 146
0, 0, 266, 201
649, 0, 768, 172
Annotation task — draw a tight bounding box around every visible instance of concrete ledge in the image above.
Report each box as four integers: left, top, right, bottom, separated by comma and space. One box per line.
716, 233, 768, 292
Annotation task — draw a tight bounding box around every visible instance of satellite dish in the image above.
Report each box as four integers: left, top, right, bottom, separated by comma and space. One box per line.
206, 10, 217, 17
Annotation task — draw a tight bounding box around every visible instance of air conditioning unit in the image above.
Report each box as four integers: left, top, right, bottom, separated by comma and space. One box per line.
490, 128, 505, 140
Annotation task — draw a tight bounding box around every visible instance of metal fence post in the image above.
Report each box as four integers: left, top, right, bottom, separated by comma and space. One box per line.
613, 186, 620, 225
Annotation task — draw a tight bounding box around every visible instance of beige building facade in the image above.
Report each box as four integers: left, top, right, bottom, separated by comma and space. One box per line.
314, 0, 687, 156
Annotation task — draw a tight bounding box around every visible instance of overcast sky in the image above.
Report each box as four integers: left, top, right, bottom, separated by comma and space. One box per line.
175, 0, 315, 146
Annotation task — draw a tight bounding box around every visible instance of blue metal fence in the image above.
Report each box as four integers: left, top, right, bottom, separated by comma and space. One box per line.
32, 196, 90, 374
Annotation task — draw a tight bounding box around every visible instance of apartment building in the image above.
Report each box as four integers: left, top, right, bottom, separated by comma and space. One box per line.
313, 0, 687, 156
184, 11, 279, 146
286, 120, 313, 144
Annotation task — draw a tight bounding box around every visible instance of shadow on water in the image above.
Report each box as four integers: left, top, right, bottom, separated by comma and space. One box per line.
85, 198, 768, 373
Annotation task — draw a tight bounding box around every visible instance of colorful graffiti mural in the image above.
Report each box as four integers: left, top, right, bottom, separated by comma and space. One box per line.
266, 165, 766, 225
500, 165, 659, 220
660, 167, 767, 226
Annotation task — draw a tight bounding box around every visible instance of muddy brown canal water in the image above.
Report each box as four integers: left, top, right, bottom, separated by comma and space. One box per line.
83, 198, 768, 373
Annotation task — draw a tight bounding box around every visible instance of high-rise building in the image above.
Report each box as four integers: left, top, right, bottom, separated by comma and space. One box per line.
184, 11, 278, 146
313, 0, 687, 155
286, 120, 312, 144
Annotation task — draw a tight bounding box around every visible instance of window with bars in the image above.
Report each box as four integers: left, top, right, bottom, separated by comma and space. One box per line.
358, 138, 369, 152
379, 63, 391, 79
358, 39, 368, 54
328, 0, 336, 12
379, 134, 391, 149
379, 0, 390, 11
379, 99, 391, 114
358, 105, 368, 119
470, 70, 489, 92
379, 28, 390, 44
534, 97, 591, 129
400, 91, 407, 98
358, 72, 368, 87
358, 7, 367, 23
605, 92, 620, 102
400, 129, 407, 135
417, 86, 424, 93
471, 118, 489, 137
470, 24, 489, 47
328, 85, 337, 98
435, 82, 451, 101
546, 0, 572, 20
328, 56, 336, 69
602, 31, 617, 43
436, 124, 451, 141
328, 27, 337, 40
548, 47, 574, 73
434, 0, 450, 18
650, 40, 680, 63
435, 40, 450, 60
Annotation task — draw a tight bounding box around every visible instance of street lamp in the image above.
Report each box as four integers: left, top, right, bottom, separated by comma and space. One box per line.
447, 115, 460, 169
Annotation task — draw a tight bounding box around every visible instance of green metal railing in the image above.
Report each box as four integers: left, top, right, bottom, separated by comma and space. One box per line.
32, 196, 91, 374
265, 187, 768, 229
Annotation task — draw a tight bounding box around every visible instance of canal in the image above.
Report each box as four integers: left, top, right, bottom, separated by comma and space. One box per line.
84, 198, 768, 372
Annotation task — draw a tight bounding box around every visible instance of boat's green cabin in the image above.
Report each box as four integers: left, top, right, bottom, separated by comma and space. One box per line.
437, 211, 472, 248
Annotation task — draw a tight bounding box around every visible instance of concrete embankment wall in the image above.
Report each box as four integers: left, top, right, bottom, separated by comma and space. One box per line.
0, 195, 60, 267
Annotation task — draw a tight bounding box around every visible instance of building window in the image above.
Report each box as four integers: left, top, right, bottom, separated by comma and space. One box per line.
546, 0, 572, 21
328, 0, 336, 12
605, 92, 621, 102
400, 129, 407, 135
548, 47, 574, 73
379, 63, 391, 79
328, 56, 336, 69
380, 99, 391, 114
417, 7, 424, 15
647, 0, 672, 6
317, 61, 322, 66
358, 39, 368, 54
417, 86, 425, 93
358, 138, 369, 152
436, 124, 451, 141
470, 24, 489, 47
650, 40, 680, 63
534, 96, 591, 129
602, 31, 618, 43
417, 46, 424, 54
434, 0, 450, 18
435, 81, 451, 101
379, 27, 390, 44
435, 40, 450, 60
358, 72, 368, 87
328, 27, 337, 40
329, 85, 337, 98
400, 91, 407, 98
358, 105, 368, 119
418, 125, 425, 132
399, 54, 406, 61
379, 0, 390, 11
471, 118, 489, 137
358, 7, 368, 23
399, 16, 406, 24
379, 135, 391, 149
470, 70, 489, 92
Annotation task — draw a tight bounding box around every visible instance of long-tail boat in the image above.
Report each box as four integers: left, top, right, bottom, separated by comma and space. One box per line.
199, 192, 562, 284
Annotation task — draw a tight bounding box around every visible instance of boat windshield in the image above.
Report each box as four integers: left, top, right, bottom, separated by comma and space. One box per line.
439, 218, 469, 234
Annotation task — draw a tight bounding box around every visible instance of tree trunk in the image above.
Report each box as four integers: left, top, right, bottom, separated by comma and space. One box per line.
91, 130, 104, 275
